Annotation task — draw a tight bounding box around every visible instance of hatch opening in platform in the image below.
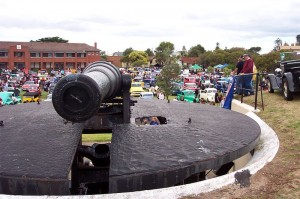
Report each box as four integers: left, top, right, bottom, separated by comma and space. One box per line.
135, 116, 167, 125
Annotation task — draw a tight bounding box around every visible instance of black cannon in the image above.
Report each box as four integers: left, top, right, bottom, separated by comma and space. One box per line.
52, 61, 131, 122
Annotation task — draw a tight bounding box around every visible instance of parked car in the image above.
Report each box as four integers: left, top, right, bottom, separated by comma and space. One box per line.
27, 84, 41, 93
0, 91, 21, 105
22, 81, 35, 91
177, 90, 198, 103
22, 92, 40, 103
199, 88, 218, 102
267, 59, 300, 101
183, 82, 198, 91
130, 82, 145, 97
140, 92, 154, 99
171, 82, 182, 96
143, 78, 156, 89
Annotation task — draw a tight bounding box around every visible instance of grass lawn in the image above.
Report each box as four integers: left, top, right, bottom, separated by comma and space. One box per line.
20, 90, 48, 100
197, 90, 300, 198
82, 133, 112, 142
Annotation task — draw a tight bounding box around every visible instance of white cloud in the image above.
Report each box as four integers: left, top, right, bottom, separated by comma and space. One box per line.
0, 0, 299, 54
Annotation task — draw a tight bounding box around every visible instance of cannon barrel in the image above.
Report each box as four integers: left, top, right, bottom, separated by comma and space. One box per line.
52, 61, 122, 122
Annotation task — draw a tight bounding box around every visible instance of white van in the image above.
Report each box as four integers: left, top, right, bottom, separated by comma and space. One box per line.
140, 92, 154, 99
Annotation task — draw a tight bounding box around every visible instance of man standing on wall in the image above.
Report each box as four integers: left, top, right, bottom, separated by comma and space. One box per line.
240, 54, 254, 96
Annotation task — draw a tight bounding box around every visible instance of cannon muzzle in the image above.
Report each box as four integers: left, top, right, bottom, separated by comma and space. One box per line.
52, 61, 122, 122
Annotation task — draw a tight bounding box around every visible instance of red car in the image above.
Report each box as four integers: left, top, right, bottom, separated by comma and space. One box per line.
28, 84, 41, 93
183, 83, 198, 91
22, 81, 35, 91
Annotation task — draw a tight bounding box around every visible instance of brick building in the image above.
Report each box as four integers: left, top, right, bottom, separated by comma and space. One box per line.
0, 41, 100, 71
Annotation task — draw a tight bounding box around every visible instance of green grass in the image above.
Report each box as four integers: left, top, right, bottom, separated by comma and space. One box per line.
82, 133, 112, 142
20, 90, 48, 100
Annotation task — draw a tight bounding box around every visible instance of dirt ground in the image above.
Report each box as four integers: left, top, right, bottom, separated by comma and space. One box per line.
182, 91, 300, 199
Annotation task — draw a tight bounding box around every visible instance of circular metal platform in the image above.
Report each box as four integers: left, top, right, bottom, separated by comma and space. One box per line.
0, 100, 260, 195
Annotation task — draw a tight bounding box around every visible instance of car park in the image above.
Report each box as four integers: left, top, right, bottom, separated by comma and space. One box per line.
267, 59, 300, 100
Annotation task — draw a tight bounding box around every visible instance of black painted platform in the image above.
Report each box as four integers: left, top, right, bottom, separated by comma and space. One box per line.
0, 99, 261, 195
0, 102, 83, 195
109, 99, 261, 192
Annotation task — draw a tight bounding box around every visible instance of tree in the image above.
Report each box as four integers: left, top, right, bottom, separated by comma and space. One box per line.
223, 67, 231, 76
145, 48, 154, 56
100, 51, 107, 60
207, 66, 214, 73
155, 41, 175, 65
120, 47, 134, 67
179, 46, 188, 56
188, 44, 206, 57
274, 38, 282, 51
156, 62, 181, 102
215, 42, 220, 50
30, 36, 68, 43
248, 47, 261, 55
128, 51, 148, 67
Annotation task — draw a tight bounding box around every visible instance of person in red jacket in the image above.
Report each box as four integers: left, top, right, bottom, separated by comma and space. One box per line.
240, 54, 254, 96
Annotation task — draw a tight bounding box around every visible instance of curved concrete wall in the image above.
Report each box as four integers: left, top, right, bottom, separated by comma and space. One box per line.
1, 99, 279, 199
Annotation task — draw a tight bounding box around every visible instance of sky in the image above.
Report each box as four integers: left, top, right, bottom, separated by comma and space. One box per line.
0, 0, 300, 55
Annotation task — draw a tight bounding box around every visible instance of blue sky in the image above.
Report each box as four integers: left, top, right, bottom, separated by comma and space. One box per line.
0, 0, 299, 54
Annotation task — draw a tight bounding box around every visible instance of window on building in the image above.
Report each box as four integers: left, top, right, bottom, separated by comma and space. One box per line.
15, 62, 25, 69
0, 62, 8, 69
66, 53, 75, 57
77, 53, 86, 57
14, 52, 24, 57
55, 53, 64, 58
30, 52, 41, 57
0, 52, 8, 57
66, 62, 75, 68
42, 53, 53, 58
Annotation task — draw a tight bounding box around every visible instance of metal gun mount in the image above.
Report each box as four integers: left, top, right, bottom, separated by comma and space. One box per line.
52, 61, 132, 123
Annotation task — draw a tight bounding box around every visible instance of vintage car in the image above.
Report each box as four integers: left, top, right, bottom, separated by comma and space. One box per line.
171, 82, 182, 96
199, 88, 218, 102
130, 82, 145, 97
21, 81, 35, 91
139, 92, 154, 99
27, 84, 41, 93
183, 82, 198, 91
0, 91, 22, 105
177, 90, 198, 103
22, 92, 40, 103
267, 59, 300, 101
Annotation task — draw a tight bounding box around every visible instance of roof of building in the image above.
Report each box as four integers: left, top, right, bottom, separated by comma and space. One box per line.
180, 57, 198, 64
280, 45, 300, 51
0, 41, 99, 52
112, 51, 124, 56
